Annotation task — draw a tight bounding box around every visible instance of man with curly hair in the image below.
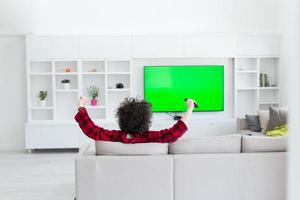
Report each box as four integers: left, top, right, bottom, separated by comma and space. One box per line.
75, 96, 195, 143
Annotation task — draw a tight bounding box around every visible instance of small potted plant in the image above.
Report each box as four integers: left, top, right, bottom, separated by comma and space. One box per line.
61, 79, 71, 90
39, 91, 48, 107
87, 85, 99, 106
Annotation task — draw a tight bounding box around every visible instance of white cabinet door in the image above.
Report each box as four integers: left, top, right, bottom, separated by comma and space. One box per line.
25, 125, 79, 149
183, 35, 237, 57
27, 36, 79, 59
132, 35, 183, 58
237, 35, 280, 56
79, 36, 132, 59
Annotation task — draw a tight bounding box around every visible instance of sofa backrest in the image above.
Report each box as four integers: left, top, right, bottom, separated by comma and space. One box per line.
169, 134, 242, 154
95, 141, 169, 155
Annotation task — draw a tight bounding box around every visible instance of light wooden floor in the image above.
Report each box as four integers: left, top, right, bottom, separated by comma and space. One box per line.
0, 150, 77, 200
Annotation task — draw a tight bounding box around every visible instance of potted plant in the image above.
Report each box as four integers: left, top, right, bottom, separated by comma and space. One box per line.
87, 85, 99, 106
61, 79, 71, 90
39, 91, 48, 107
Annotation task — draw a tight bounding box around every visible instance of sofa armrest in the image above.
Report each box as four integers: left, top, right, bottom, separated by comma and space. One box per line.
78, 142, 95, 156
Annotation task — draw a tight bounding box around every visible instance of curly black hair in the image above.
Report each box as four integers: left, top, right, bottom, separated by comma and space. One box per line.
116, 97, 152, 134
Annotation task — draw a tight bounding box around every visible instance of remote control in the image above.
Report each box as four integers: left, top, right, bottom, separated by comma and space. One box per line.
184, 98, 199, 108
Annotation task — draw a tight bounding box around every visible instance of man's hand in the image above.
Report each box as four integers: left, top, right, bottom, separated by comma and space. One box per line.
185, 98, 195, 110
79, 96, 87, 108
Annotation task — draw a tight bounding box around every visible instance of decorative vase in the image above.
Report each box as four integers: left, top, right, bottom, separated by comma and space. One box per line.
91, 99, 97, 106
40, 100, 46, 107
63, 83, 70, 90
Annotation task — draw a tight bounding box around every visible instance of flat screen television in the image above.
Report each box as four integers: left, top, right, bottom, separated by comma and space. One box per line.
144, 65, 224, 112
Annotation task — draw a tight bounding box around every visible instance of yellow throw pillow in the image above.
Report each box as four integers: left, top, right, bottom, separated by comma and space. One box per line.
266, 124, 288, 137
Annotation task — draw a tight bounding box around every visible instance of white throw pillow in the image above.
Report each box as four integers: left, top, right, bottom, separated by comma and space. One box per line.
258, 110, 269, 132
242, 135, 287, 153
95, 141, 169, 155
168, 134, 241, 154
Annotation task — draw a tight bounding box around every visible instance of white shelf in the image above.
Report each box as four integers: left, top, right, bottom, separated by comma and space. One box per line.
27, 58, 131, 123
56, 89, 78, 92
235, 57, 280, 118
107, 89, 131, 92
30, 73, 52, 76
107, 72, 130, 75
55, 72, 78, 75
82, 72, 105, 75
259, 87, 279, 90
259, 101, 279, 105
85, 106, 106, 109
237, 87, 257, 90
237, 70, 257, 74
30, 106, 54, 110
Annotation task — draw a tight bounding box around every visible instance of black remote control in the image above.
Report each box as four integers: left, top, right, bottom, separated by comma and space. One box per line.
184, 98, 199, 108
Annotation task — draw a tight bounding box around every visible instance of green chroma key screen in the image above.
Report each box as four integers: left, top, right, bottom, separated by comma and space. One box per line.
144, 65, 224, 112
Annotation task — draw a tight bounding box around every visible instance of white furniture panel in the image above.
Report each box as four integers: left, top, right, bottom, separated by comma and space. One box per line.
27, 36, 79, 59
237, 36, 280, 56
80, 36, 132, 58
132, 36, 183, 58
25, 125, 79, 148
183, 35, 237, 57
174, 154, 249, 200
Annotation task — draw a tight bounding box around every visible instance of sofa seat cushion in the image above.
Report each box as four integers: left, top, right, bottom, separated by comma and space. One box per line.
242, 134, 287, 152
169, 134, 241, 154
95, 141, 169, 155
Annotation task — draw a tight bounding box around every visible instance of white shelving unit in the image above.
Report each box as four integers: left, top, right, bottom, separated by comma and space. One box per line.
234, 57, 280, 118
25, 35, 280, 150
27, 59, 132, 122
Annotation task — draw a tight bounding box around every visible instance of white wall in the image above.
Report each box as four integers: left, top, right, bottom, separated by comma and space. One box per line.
0, 36, 26, 150
0, 0, 280, 35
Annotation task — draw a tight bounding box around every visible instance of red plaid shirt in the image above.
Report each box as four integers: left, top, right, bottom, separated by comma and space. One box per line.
75, 108, 188, 143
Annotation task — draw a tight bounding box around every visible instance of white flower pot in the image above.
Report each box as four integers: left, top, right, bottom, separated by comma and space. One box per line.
63, 83, 70, 90
40, 100, 46, 107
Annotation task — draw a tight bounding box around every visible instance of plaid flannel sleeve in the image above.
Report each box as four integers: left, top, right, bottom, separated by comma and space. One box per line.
148, 120, 188, 143
75, 108, 115, 141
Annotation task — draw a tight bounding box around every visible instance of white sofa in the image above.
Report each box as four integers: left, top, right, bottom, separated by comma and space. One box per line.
75, 134, 287, 200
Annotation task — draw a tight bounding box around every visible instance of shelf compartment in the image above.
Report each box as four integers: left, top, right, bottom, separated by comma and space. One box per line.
259, 58, 278, 87
107, 74, 130, 89
83, 74, 106, 106
82, 61, 105, 73
32, 109, 53, 121
236, 58, 257, 71
31, 76, 53, 107
259, 89, 279, 103
30, 61, 52, 73
56, 92, 78, 120
236, 73, 257, 88
56, 75, 78, 90
55, 61, 78, 73
85, 107, 106, 119
107, 60, 130, 73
